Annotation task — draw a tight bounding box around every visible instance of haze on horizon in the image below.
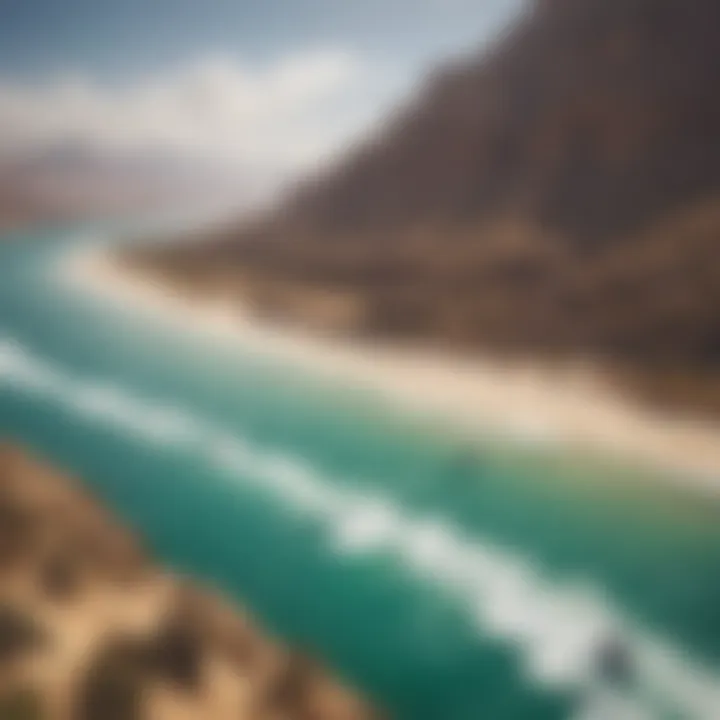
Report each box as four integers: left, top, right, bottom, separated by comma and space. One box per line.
0, 0, 525, 193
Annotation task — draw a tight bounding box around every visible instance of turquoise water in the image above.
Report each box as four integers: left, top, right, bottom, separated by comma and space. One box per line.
1, 226, 719, 719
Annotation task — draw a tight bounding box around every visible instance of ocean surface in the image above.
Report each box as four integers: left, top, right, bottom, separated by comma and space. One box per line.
1, 224, 719, 720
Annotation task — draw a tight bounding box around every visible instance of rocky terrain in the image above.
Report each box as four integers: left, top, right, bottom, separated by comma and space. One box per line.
0, 443, 379, 720
124, 0, 720, 416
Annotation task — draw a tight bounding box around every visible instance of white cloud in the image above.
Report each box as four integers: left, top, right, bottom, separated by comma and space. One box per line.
0, 48, 368, 174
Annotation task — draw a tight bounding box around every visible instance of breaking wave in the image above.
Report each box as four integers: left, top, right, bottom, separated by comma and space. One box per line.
0, 334, 718, 719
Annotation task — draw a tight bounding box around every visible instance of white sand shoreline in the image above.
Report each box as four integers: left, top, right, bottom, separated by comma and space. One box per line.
60, 247, 720, 493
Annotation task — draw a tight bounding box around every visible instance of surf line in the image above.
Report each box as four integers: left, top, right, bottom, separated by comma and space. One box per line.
0, 335, 718, 719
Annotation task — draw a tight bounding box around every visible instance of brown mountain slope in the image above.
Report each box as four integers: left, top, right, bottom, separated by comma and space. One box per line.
125, 0, 720, 413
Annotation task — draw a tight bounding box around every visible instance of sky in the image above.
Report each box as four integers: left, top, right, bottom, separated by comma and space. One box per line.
0, 0, 524, 179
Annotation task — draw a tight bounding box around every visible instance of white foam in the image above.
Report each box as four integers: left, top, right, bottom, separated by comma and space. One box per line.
331, 496, 404, 553
0, 339, 65, 395
1, 332, 719, 718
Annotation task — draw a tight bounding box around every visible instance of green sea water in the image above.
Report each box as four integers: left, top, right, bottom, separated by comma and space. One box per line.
0, 225, 719, 719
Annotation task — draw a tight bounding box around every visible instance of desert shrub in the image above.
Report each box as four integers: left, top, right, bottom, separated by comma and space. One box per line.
0, 686, 43, 720
146, 618, 203, 691
0, 605, 45, 665
74, 637, 149, 720
38, 551, 80, 601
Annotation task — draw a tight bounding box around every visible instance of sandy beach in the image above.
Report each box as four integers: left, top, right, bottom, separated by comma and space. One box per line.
60, 247, 720, 492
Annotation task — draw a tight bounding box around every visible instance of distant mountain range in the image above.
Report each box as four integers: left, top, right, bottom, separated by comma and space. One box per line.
0, 144, 261, 233
125, 0, 720, 415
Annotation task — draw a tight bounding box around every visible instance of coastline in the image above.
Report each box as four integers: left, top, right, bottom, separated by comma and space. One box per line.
0, 443, 378, 719
60, 247, 720, 493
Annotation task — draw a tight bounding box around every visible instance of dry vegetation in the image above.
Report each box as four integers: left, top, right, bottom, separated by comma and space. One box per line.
0, 444, 380, 720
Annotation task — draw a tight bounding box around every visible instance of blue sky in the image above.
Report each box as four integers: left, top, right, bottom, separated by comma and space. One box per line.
0, 0, 522, 82
0, 0, 524, 177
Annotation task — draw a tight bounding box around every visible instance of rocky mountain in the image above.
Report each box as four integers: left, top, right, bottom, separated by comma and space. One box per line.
0, 444, 379, 720
125, 0, 720, 414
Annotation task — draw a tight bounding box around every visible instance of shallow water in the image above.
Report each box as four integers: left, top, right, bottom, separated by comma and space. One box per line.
1, 225, 719, 719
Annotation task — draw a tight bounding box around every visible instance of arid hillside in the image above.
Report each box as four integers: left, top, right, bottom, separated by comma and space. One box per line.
125, 0, 720, 414
0, 444, 379, 720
